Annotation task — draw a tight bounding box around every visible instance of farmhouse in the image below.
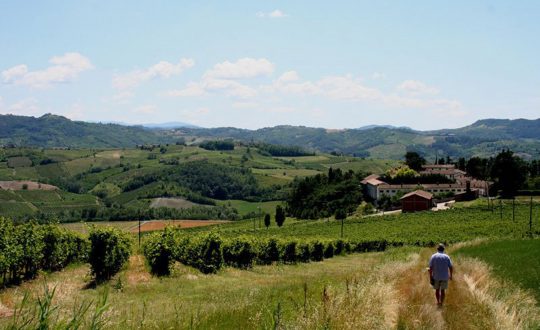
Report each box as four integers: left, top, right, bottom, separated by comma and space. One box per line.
400, 190, 433, 212
362, 164, 491, 201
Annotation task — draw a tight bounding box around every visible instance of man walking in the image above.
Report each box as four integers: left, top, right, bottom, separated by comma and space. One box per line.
429, 243, 453, 307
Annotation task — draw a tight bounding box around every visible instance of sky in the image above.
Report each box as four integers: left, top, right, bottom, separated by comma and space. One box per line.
0, 1, 539, 130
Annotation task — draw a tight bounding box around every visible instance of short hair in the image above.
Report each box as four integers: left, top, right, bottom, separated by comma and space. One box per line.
437, 243, 445, 252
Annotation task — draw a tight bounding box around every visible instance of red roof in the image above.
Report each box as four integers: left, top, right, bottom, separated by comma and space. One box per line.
400, 190, 433, 200
361, 174, 381, 184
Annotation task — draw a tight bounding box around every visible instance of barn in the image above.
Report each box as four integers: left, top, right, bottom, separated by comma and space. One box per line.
400, 190, 433, 213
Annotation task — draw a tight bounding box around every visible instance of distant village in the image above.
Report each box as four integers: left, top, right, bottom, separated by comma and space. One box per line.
361, 164, 491, 212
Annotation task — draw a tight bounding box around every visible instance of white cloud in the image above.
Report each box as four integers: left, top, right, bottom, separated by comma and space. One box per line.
0, 98, 42, 116
165, 77, 257, 99
164, 83, 206, 97
204, 58, 274, 79
113, 58, 194, 90
397, 80, 439, 95
257, 9, 288, 18
265, 72, 461, 112
277, 71, 299, 83
133, 105, 158, 115
2, 52, 93, 88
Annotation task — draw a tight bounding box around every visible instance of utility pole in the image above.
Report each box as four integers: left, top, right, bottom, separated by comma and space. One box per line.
138, 218, 141, 248
512, 198, 515, 222
529, 196, 533, 236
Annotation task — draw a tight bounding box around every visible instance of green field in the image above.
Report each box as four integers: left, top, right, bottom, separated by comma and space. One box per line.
456, 239, 540, 302
216, 200, 283, 217
188, 201, 540, 244
0, 145, 399, 221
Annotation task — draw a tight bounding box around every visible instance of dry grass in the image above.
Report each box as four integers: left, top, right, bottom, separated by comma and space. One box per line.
395, 246, 540, 330
1, 244, 538, 329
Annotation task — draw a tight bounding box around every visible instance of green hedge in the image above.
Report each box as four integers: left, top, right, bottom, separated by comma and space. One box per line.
88, 226, 132, 281
142, 230, 391, 275
0, 217, 88, 286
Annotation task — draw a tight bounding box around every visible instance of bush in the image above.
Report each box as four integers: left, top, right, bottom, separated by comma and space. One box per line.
310, 241, 325, 261
280, 240, 297, 264
323, 241, 335, 259
334, 239, 345, 256
257, 238, 280, 264
223, 236, 257, 269
297, 242, 311, 263
14, 222, 44, 279
181, 232, 223, 274
88, 226, 131, 281
0, 218, 87, 286
143, 228, 177, 276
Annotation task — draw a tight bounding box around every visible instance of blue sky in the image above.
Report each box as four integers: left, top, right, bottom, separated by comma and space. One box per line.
1, 1, 539, 129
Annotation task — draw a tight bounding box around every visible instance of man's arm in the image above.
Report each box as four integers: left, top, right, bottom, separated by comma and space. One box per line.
448, 257, 453, 280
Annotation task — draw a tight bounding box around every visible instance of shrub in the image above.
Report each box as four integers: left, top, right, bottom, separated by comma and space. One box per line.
333, 239, 345, 256
280, 240, 297, 264
41, 226, 72, 271
257, 238, 280, 264
14, 222, 44, 279
310, 241, 325, 262
323, 241, 335, 259
223, 236, 257, 269
0, 218, 87, 286
143, 228, 177, 276
182, 232, 223, 274
297, 242, 311, 263
88, 226, 132, 282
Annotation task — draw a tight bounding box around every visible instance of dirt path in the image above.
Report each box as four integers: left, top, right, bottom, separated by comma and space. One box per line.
394, 247, 540, 330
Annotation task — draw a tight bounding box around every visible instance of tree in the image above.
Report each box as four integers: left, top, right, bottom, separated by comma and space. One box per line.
404, 152, 426, 171
490, 149, 527, 198
275, 205, 285, 227
264, 213, 271, 229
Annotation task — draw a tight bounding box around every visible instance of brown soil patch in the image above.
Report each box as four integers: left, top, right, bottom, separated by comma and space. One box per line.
0, 303, 13, 318
130, 220, 229, 233
127, 255, 151, 286
0, 181, 58, 191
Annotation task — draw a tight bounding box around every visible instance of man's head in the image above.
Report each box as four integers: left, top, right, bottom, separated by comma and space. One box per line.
437, 243, 445, 252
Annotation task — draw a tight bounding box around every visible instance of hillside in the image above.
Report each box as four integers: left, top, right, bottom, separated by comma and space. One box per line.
0, 145, 399, 221
0, 114, 171, 148
2, 114, 540, 159
176, 118, 540, 159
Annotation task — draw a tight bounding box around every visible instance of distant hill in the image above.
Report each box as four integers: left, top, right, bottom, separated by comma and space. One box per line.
1, 114, 539, 159
0, 114, 171, 148
175, 118, 540, 159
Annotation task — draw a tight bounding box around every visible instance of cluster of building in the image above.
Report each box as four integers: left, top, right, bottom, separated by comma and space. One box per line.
361, 164, 491, 212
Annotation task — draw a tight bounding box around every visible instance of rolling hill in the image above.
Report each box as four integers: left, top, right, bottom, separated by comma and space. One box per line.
1, 114, 540, 159
0, 114, 171, 148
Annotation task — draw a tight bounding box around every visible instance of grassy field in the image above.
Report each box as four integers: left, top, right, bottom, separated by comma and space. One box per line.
216, 200, 283, 217
186, 201, 540, 245
456, 239, 540, 302
0, 247, 419, 329
1, 243, 538, 329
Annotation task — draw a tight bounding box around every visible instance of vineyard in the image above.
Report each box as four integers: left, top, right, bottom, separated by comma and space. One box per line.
183, 200, 540, 245
142, 228, 390, 276
0, 217, 131, 287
